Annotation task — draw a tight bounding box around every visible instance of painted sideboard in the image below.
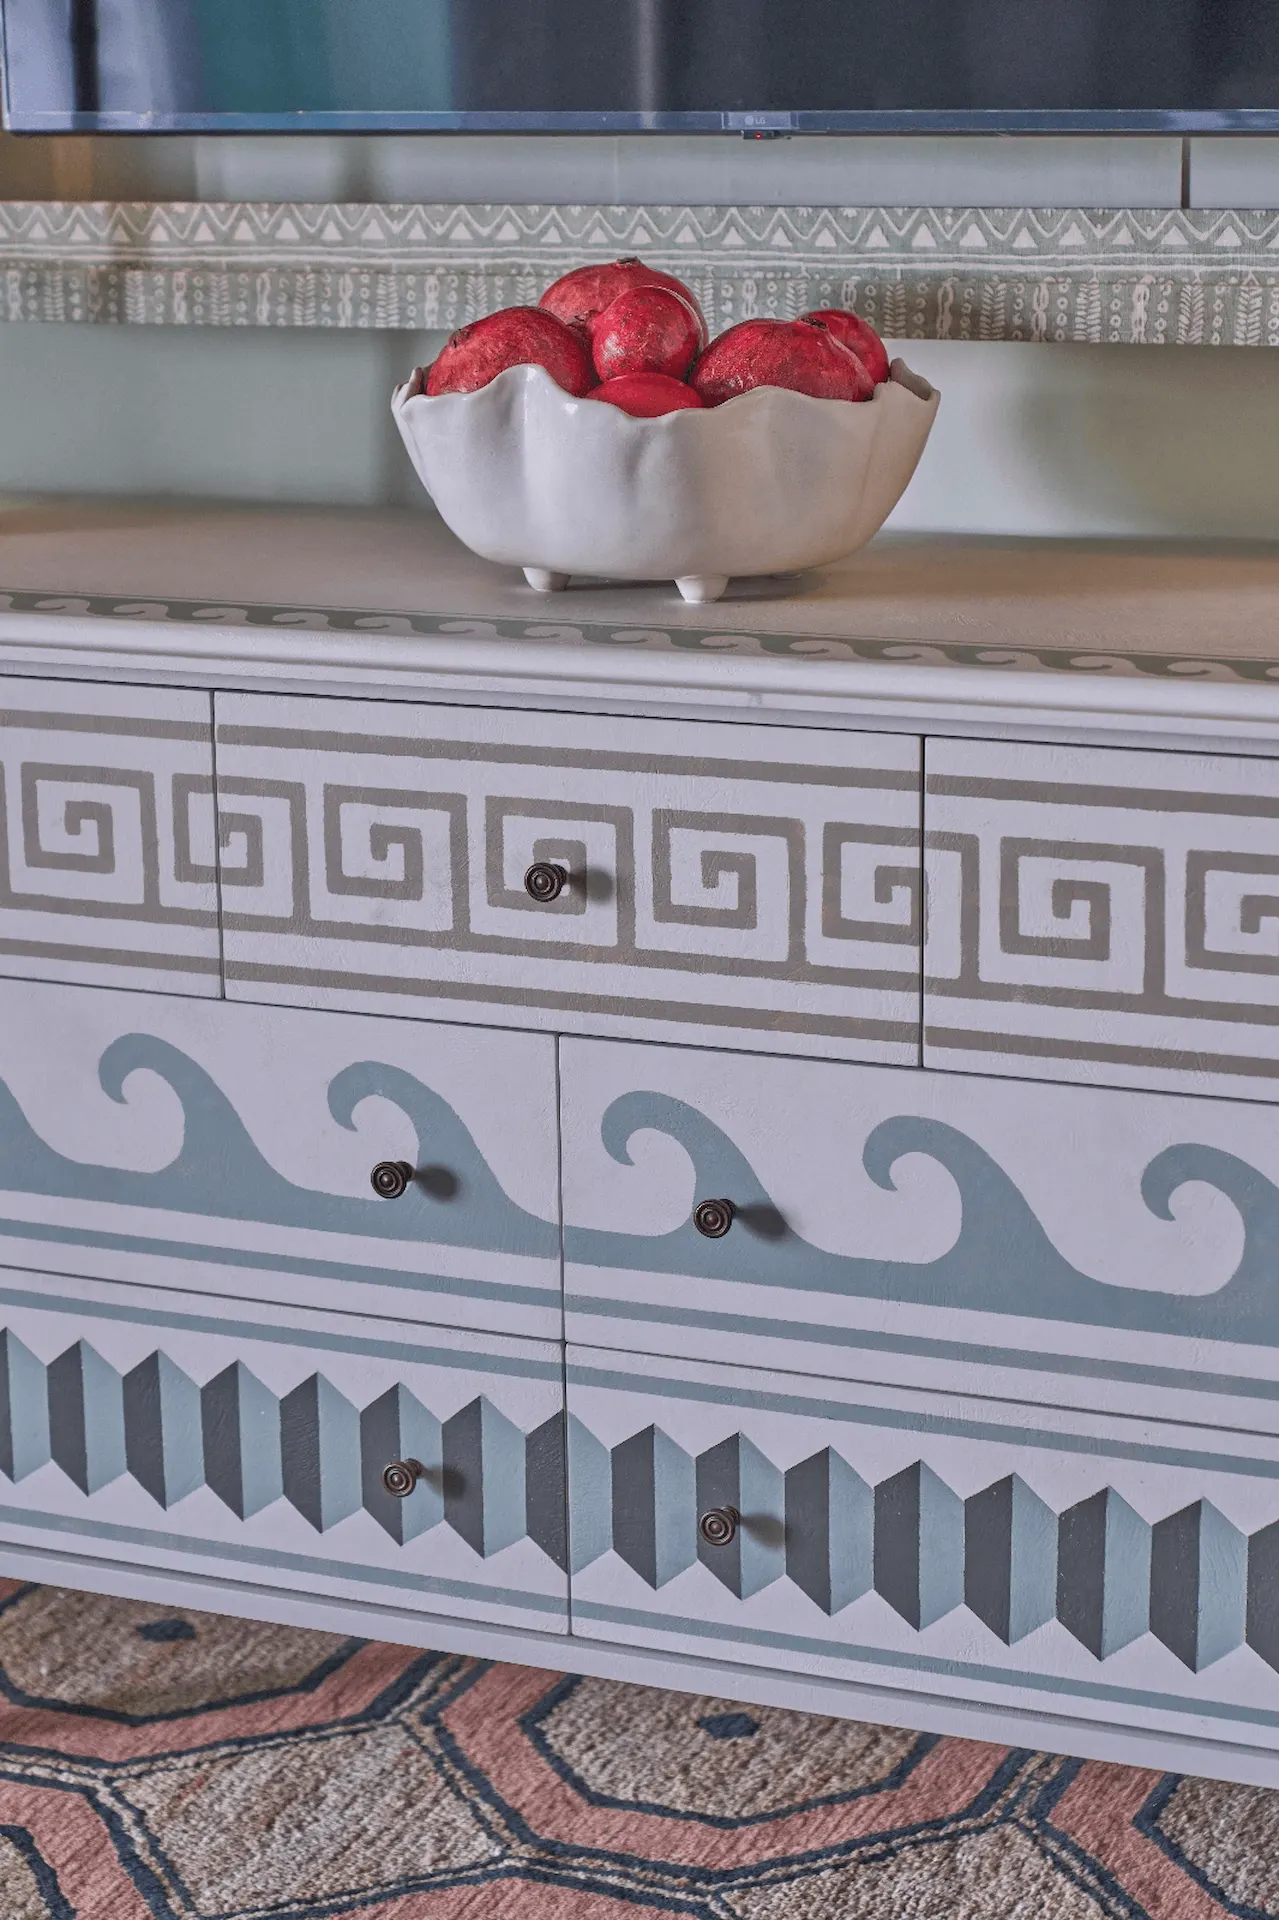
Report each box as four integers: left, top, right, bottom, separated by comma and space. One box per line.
4, 501, 1279, 1786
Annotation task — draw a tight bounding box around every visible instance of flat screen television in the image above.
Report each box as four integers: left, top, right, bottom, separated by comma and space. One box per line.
5, 0, 1279, 134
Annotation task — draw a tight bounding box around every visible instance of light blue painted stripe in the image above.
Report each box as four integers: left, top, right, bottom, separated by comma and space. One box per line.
566, 1293, 1279, 1408
0, 1505, 567, 1618
0, 1282, 563, 1381
572, 1600, 1279, 1731
566, 1363, 1279, 1481
0, 1218, 552, 1309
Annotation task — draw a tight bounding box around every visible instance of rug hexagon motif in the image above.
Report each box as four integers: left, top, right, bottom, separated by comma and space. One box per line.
0, 1578, 1263, 1919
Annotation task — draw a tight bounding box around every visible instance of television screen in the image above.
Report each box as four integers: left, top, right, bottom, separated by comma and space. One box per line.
5, 0, 1279, 132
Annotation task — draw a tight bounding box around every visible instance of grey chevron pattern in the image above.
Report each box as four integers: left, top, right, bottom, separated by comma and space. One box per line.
573, 1419, 1272, 1674
0, 1330, 568, 1567
14, 1319, 1267, 1674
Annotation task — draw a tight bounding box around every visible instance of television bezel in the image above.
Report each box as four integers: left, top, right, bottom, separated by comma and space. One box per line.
4, 3, 1279, 137
10, 107, 1279, 133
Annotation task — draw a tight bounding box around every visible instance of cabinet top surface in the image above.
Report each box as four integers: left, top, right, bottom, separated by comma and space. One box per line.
2, 498, 1278, 748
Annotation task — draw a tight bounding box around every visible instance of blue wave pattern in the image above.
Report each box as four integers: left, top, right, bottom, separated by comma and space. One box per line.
0, 1035, 557, 1260
567, 1093, 1279, 1345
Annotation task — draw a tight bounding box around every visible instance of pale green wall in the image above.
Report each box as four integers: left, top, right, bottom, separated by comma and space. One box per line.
0, 321, 436, 506
3, 130, 1279, 539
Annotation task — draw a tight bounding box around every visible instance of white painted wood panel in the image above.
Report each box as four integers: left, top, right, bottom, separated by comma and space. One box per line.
925, 737, 1279, 1098
0, 977, 561, 1339
567, 1344, 1279, 1763
560, 1037, 1279, 1434
0, 676, 220, 993
0, 1271, 567, 1632
214, 693, 921, 1061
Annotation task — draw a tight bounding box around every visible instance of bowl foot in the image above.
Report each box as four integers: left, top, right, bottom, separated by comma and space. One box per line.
675, 573, 729, 604
524, 567, 569, 593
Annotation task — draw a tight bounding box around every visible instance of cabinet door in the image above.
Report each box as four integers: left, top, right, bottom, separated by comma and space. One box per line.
560, 1036, 1279, 1437
567, 1345, 1279, 1762
0, 1274, 567, 1632
925, 737, 1279, 1099
0, 678, 219, 993
214, 692, 920, 1063
0, 978, 561, 1340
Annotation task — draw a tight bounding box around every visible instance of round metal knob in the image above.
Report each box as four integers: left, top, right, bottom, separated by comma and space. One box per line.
524, 861, 568, 903
698, 1505, 739, 1548
381, 1458, 425, 1499
693, 1197, 735, 1239
370, 1160, 414, 1200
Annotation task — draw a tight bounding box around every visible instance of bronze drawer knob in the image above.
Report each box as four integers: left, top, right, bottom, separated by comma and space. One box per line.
370, 1160, 414, 1200
698, 1505, 739, 1547
693, 1197, 735, 1239
381, 1458, 425, 1498
524, 860, 568, 903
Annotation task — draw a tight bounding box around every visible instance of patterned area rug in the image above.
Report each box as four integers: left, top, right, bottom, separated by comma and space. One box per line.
0, 1578, 1266, 1919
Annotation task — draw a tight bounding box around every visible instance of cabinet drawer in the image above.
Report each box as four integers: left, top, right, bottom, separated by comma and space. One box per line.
214, 693, 920, 1062
567, 1344, 1279, 1755
925, 737, 1279, 1100
0, 978, 561, 1340
0, 678, 219, 993
560, 1038, 1279, 1435
0, 1274, 567, 1632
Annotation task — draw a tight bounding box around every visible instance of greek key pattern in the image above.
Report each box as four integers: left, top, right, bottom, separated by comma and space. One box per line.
7, 201, 1279, 344
925, 738, 1279, 1097
0, 681, 220, 992
215, 695, 921, 1060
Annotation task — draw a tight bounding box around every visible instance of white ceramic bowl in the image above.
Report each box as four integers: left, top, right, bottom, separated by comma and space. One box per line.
392, 357, 939, 603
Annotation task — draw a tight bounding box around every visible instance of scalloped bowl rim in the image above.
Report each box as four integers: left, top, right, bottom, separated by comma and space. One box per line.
392, 358, 941, 593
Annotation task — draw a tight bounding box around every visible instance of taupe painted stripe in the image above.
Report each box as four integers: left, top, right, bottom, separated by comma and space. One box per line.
225, 959, 918, 1042
222, 915, 918, 990
217, 724, 918, 789
925, 979, 1279, 1026
926, 776, 1279, 816
924, 1023, 1279, 1085
1, 709, 208, 742
0, 940, 219, 974
0, 894, 217, 926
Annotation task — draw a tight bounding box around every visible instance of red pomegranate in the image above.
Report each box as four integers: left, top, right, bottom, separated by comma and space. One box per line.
690, 318, 875, 407
589, 286, 703, 382
541, 257, 708, 342
425, 307, 596, 397
587, 372, 706, 417
803, 308, 891, 385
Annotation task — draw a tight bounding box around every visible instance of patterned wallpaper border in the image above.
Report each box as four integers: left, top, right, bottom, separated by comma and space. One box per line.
5, 201, 1279, 342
